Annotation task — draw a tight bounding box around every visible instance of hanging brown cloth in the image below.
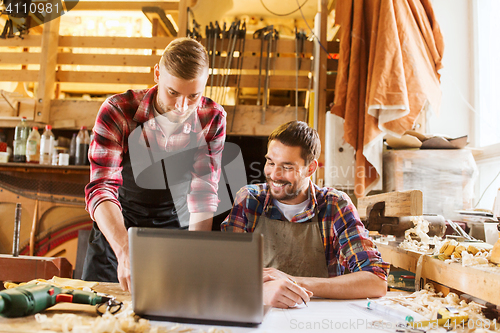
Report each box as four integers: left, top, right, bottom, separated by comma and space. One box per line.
331, 0, 444, 198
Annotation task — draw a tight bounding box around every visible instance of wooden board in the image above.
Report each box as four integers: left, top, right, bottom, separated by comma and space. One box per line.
226, 105, 307, 136
0, 255, 72, 283
357, 190, 423, 220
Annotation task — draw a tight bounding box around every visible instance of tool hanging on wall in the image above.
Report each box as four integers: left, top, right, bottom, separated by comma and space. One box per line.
220, 21, 240, 105
214, 22, 228, 102
204, 23, 212, 98
187, 18, 201, 39
295, 29, 307, 120
253, 26, 274, 108
261, 28, 279, 124
230, 22, 246, 133
210, 22, 220, 100
306, 34, 314, 123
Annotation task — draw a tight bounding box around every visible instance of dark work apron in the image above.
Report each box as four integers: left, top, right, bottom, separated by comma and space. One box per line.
82, 123, 199, 282
254, 206, 329, 278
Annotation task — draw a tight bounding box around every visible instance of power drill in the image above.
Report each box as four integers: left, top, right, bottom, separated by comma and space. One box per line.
0, 283, 112, 318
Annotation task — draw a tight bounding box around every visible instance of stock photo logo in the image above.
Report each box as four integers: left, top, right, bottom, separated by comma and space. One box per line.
127, 118, 247, 221
1, 0, 79, 38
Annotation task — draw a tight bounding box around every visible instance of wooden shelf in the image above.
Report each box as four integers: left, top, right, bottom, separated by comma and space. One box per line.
377, 242, 500, 306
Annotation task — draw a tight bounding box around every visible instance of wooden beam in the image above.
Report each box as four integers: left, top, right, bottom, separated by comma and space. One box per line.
0, 70, 38, 82
56, 53, 160, 67
356, 190, 424, 220
56, 71, 312, 90
314, 0, 329, 184
58, 36, 174, 49
177, 0, 188, 37
56, 52, 313, 72
142, 7, 177, 37
56, 71, 154, 85
58, 1, 179, 11
0, 34, 42, 47
35, 12, 60, 124
0, 53, 40, 65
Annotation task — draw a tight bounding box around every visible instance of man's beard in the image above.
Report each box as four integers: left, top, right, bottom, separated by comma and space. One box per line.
156, 96, 196, 124
266, 177, 301, 202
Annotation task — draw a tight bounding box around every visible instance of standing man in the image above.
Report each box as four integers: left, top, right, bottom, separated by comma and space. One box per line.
83, 38, 226, 291
222, 121, 389, 308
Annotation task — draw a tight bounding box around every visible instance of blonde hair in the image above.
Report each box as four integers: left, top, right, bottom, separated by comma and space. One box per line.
159, 37, 209, 80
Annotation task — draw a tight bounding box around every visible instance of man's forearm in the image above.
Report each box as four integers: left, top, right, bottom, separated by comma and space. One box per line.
189, 212, 214, 231
93, 200, 129, 259
295, 271, 387, 299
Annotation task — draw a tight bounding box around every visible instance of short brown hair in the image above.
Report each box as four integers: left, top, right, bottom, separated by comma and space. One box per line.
159, 37, 209, 80
268, 121, 321, 164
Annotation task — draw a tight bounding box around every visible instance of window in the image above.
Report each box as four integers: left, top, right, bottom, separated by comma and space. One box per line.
476, 0, 500, 148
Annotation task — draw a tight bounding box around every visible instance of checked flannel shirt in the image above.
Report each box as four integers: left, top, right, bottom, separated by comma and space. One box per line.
85, 85, 226, 221
221, 180, 390, 280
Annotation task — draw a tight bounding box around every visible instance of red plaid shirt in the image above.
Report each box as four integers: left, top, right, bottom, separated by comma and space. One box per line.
85, 86, 226, 220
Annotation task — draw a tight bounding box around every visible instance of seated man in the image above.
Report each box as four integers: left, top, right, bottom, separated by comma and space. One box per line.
222, 121, 389, 308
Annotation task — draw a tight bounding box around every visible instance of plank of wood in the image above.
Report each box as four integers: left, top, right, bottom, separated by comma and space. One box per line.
0, 70, 38, 82
357, 190, 423, 219
56, 71, 312, 90
58, 36, 174, 49
57, 53, 160, 67
56, 71, 154, 85
49, 100, 102, 129
226, 105, 306, 136
0, 34, 42, 47
0, 255, 72, 282
0, 53, 40, 65
35, 15, 60, 124
314, 0, 329, 184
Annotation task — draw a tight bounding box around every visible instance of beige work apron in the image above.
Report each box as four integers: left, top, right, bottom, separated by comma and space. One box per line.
254, 212, 329, 278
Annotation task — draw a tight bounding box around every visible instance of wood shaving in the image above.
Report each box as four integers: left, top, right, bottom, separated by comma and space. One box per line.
34, 302, 232, 333
398, 217, 443, 253
387, 283, 500, 332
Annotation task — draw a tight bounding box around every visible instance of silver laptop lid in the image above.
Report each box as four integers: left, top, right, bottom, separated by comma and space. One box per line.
129, 228, 263, 325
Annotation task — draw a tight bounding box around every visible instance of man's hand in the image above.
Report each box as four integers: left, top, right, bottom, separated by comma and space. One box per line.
116, 246, 131, 292
263, 278, 313, 309
262, 268, 313, 308
263, 267, 292, 283
94, 201, 131, 291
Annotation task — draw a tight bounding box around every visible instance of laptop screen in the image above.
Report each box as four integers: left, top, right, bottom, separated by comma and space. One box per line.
129, 228, 263, 325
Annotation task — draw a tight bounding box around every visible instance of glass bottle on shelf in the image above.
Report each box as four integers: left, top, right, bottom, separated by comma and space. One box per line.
13, 117, 29, 162
75, 126, 90, 165
39, 125, 55, 165
26, 126, 40, 163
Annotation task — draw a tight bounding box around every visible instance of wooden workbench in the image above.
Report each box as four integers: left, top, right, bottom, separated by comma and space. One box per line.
377, 242, 500, 305
0, 283, 432, 333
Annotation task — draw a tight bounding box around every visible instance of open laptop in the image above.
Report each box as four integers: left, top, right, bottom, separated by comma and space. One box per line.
129, 227, 264, 326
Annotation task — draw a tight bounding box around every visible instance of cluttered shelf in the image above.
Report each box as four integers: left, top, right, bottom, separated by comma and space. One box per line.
376, 241, 500, 306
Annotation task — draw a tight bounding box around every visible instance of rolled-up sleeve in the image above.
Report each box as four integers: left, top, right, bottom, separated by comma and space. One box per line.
187, 103, 226, 213
331, 193, 390, 280
85, 99, 126, 221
